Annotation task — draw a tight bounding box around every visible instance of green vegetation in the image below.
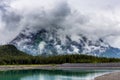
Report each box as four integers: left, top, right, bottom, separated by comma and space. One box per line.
0, 45, 120, 65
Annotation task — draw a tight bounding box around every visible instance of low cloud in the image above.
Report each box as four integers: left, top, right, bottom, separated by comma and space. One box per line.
0, 0, 120, 48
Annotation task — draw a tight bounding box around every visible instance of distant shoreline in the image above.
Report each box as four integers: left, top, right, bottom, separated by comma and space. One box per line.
0, 65, 55, 71
0, 63, 120, 71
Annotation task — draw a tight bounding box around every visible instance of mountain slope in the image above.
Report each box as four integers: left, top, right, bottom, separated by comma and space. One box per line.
0, 45, 33, 65
10, 28, 120, 58
0, 45, 30, 56
1, 44, 120, 65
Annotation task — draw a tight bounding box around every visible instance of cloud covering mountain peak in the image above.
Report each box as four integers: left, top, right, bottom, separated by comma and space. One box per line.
0, 0, 120, 49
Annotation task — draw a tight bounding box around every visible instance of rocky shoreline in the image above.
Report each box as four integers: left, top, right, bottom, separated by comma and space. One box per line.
95, 72, 120, 80
0, 63, 120, 71
0, 65, 56, 71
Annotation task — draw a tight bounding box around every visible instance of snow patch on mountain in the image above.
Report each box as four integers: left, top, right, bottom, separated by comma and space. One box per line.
10, 28, 120, 58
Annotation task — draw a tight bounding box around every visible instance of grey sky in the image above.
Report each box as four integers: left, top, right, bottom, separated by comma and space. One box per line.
0, 0, 120, 48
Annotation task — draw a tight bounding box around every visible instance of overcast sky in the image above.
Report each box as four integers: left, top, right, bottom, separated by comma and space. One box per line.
0, 0, 120, 48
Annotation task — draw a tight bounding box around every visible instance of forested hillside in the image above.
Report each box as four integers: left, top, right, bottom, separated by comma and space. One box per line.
0, 45, 120, 65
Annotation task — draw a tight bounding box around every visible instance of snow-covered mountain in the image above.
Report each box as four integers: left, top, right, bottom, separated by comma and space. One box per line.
10, 28, 120, 58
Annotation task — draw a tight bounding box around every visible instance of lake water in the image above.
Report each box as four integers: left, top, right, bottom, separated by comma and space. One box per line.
0, 69, 119, 80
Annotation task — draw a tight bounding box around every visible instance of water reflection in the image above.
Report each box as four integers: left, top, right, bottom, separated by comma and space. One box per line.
0, 69, 116, 80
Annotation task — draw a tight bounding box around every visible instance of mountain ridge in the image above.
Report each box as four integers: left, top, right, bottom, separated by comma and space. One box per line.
10, 28, 120, 58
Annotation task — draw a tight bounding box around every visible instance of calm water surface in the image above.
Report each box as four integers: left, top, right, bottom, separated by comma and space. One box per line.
0, 69, 119, 80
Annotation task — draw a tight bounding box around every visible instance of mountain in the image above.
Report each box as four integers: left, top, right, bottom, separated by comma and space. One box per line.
0, 45, 30, 60
0, 45, 30, 56
10, 28, 120, 58
0, 45, 32, 65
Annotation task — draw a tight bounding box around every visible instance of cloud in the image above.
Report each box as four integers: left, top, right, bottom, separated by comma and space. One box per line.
0, 0, 22, 44
0, 0, 120, 48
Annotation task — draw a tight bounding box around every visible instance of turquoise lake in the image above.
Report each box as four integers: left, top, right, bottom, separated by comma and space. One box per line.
0, 69, 118, 80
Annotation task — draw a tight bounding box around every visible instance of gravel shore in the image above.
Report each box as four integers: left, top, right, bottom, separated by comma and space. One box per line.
1, 63, 120, 71
0, 65, 56, 71
95, 72, 120, 80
